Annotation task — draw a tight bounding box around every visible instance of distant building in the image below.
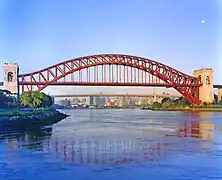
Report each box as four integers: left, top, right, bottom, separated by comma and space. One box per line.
109, 98, 116, 106
71, 97, 79, 104
105, 97, 110, 106
91, 97, 106, 106
59, 99, 71, 107
135, 99, 142, 106
79, 97, 87, 104
85, 97, 90, 105
89, 96, 94, 106
99, 97, 106, 105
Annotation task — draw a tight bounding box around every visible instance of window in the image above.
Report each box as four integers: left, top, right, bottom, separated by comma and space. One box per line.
198, 75, 201, 83
206, 76, 210, 85
7, 72, 13, 82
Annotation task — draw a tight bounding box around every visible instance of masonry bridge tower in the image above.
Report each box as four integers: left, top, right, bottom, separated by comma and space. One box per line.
193, 68, 214, 103
3, 63, 19, 95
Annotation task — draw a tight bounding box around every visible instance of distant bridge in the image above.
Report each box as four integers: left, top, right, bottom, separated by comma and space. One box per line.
51, 93, 181, 99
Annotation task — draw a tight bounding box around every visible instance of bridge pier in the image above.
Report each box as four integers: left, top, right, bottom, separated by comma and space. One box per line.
193, 68, 214, 104
3, 63, 19, 95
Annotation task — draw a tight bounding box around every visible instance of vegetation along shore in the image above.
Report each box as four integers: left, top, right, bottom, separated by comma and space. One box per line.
0, 89, 68, 131
148, 96, 222, 112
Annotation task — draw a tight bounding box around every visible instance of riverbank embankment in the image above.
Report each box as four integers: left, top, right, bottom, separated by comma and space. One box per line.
0, 109, 69, 132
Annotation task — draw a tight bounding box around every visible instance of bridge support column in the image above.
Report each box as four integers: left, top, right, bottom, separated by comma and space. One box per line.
193, 68, 214, 104
218, 88, 222, 102
3, 63, 19, 96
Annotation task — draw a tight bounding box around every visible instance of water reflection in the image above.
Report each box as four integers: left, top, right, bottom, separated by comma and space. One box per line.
1, 110, 222, 180
0, 128, 52, 150
188, 111, 213, 119
0, 118, 215, 166
175, 121, 214, 140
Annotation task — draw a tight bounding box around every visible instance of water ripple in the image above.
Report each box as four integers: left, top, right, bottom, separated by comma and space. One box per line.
0, 109, 221, 180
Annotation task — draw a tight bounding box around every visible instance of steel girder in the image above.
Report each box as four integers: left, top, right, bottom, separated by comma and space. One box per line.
19, 54, 201, 105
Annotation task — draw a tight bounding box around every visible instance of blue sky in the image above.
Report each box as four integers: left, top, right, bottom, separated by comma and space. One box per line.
0, 0, 221, 94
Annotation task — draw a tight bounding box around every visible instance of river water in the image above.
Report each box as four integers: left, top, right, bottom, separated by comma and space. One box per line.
0, 109, 222, 180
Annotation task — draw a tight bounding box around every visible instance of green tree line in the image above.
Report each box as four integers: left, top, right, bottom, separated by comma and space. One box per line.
0, 89, 15, 108
0, 90, 53, 109
152, 97, 191, 109
152, 96, 222, 109
20, 91, 53, 108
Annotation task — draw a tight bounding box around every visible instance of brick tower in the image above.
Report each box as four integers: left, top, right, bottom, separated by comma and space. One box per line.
3, 63, 19, 95
193, 68, 214, 104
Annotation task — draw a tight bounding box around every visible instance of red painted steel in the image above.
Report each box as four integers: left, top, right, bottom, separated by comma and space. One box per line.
18, 54, 201, 105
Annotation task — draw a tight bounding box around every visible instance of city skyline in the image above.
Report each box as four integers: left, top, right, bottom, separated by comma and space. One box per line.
0, 0, 221, 94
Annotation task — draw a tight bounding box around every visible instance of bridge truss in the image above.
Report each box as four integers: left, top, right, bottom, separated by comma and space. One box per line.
18, 54, 201, 105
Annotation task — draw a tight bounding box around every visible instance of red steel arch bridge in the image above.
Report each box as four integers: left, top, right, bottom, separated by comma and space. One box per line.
1, 54, 206, 105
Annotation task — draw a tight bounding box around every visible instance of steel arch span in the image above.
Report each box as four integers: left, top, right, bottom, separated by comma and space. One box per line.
19, 54, 201, 105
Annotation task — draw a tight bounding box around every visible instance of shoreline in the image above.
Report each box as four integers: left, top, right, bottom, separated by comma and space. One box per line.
0, 109, 69, 132
149, 108, 222, 112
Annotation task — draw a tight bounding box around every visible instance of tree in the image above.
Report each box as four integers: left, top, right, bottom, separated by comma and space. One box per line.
171, 97, 190, 107
202, 102, 208, 107
220, 100, 222, 106
161, 98, 171, 104
173, 98, 180, 104
41, 92, 53, 107
152, 102, 162, 109
161, 97, 173, 108
214, 94, 218, 104
0, 89, 12, 95
0, 91, 8, 108
20, 91, 34, 108
0, 89, 14, 108
178, 97, 190, 106
20, 91, 53, 108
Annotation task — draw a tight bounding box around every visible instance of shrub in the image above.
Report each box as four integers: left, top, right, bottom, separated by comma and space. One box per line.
152, 102, 162, 109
